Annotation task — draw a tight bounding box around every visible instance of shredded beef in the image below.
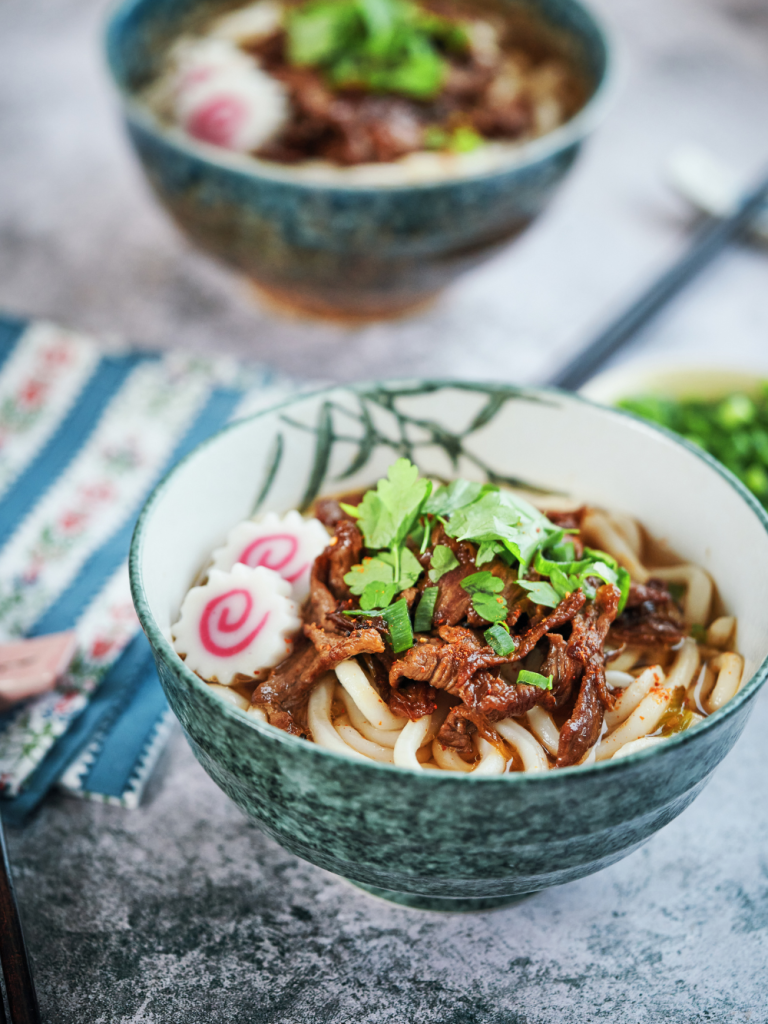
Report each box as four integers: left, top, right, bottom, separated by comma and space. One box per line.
327, 520, 363, 598
424, 527, 480, 627
556, 671, 603, 768
252, 623, 384, 734
610, 577, 685, 647
389, 681, 438, 721
512, 589, 587, 660
556, 584, 621, 766
540, 632, 580, 707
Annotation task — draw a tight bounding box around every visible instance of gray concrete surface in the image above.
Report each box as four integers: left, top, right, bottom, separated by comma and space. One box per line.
2, 0, 768, 1020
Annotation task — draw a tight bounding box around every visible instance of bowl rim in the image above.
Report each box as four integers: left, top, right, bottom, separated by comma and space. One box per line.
128, 378, 768, 783
104, 0, 619, 193
580, 359, 768, 405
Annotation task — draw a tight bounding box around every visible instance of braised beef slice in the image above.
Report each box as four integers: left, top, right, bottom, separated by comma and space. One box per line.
389, 681, 438, 721
422, 528, 478, 627
436, 710, 477, 762
304, 549, 339, 631
610, 577, 685, 647
511, 589, 586, 661
252, 623, 385, 734
312, 490, 364, 529
555, 583, 621, 767
556, 671, 603, 768
327, 520, 363, 598
540, 632, 580, 707
437, 705, 506, 760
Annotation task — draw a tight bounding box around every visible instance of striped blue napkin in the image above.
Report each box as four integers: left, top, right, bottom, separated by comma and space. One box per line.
0, 314, 295, 823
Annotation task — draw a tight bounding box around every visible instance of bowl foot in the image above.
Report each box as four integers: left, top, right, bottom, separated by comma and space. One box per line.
340, 878, 536, 913
249, 279, 439, 324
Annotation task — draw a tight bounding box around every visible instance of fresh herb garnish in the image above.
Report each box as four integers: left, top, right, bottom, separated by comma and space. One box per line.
349, 457, 431, 553
461, 570, 508, 624
517, 669, 553, 690
446, 489, 561, 570
342, 459, 630, 629
484, 623, 517, 657
413, 586, 438, 632
381, 598, 414, 653
428, 544, 459, 583
517, 579, 560, 608
286, 0, 469, 100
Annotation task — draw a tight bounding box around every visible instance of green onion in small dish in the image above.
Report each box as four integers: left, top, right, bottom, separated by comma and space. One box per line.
581, 366, 768, 507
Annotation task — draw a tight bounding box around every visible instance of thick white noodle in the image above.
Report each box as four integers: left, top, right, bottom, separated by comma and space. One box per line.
612, 736, 666, 760
208, 683, 250, 710
472, 737, 507, 775
666, 637, 700, 690
394, 715, 433, 770
496, 718, 550, 771
581, 509, 649, 582
605, 669, 636, 689
651, 565, 713, 625
432, 739, 474, 772
337, 686, 404, 747
692, 664, 711, 716
606, 648, 641, 672
334, 716, 395, 763
524, 707, 560, 757
608, 513, 643, 557
707, 616, 736, 649
246, 704, 268, 721
308, 675, 368, 760
335, 658, 403, 730
604, 665, 664, 732
596, 685, 677, 761
706, 652, 744, 713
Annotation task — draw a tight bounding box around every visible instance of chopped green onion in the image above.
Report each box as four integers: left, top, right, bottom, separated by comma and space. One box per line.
517, 669, 553, 690
413, 586, 439, 633
484, 623, 517, 657
381, 598, 414, 653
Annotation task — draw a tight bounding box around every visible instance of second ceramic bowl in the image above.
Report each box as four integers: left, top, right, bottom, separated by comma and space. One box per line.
129, 381, 768, 911
105, 0, 613, 320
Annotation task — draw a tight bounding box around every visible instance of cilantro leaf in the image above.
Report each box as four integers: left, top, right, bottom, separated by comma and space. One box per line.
476, 539, 504, 566
460, 570, 504, 595
424, 479, 486, 517
461, 571, 508, 623
343, 556, 393, 596
446, 490, 559, 569
360, 580, 399, 610
428, 544, 459, 583
517, 579, 560, 608
354, 458, 431, 552
517, 669, 553, 690
471, 592, 508, 623
380, 545, 423, 591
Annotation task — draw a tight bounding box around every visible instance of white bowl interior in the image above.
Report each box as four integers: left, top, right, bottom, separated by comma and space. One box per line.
136, 384, 768, 688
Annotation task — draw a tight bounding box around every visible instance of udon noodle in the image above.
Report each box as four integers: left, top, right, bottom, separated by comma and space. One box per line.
172, 460, 744, 774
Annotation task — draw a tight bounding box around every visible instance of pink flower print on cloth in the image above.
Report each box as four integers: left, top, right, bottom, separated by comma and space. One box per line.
210, 511, 329, 603
172, 564, 300, 685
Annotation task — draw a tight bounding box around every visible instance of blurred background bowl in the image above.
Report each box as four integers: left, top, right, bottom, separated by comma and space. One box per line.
105, 0, 613, 321
129, 381, 768, 912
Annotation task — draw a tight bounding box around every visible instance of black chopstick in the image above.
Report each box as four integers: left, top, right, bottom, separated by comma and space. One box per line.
0, 813, 40, 1024
548, 167, 768, 392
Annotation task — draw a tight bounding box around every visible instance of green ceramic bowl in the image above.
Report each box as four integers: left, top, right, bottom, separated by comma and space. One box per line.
106, 0, 613, 320
129, 381, 768, 911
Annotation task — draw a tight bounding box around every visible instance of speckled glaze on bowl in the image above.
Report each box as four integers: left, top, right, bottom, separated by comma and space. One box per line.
129, 382, 768, 911
105, 0, 613, 320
